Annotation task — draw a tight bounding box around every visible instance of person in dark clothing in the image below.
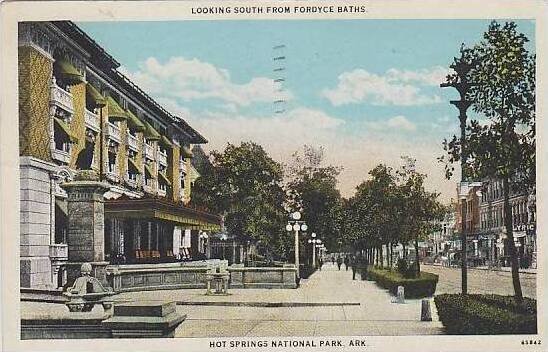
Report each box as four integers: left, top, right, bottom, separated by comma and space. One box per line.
351, 256, 357, 280
318, 257, 323, 270
331, 256, 335, 265
336, 256, 342, 270
344, 256, 350, 271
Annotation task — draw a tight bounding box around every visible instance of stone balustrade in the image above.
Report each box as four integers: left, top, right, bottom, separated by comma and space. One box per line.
127, 133, 139, 152
50, 83, 74, 114
106, 122, 121, 143
84, 109, 100, 132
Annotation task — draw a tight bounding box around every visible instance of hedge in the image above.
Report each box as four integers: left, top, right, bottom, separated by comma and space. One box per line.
434, 294, 537, 334
367, 267, 438, 298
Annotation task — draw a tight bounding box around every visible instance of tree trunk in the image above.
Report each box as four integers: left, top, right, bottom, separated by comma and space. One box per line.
414, 236, 421, 276
388, 242, 392, 268
379, 245, 384, 268
402, 243, 407, 261
503, 176, 523, 304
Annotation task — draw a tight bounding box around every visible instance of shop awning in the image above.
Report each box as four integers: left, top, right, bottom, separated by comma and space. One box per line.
57, 59, 84, 85
86, 83, 106, 108
127, 158, 141, 173
181, 145, 193, 158
126, 109, 146, 132
106, 96, 128, 121
160, 135, 173, 149
53, 117, 78, 143
105, 196, 221, 230
143, 120, 161, 141
144, 164, 156, 178
158, 172, 171, 186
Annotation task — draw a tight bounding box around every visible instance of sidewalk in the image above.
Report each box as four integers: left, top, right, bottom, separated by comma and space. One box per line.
21, 263, 445, 337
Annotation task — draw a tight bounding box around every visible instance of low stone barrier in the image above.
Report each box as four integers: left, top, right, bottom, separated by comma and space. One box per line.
105, 262, 297, 292
228, 266, 297, 289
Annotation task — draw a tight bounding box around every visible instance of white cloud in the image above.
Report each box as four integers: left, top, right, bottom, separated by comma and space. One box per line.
322, 67, 446, 106
366, 115, 417, 132
122, 57, 292, 107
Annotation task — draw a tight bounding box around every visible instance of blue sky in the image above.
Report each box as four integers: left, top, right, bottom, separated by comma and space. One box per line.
78, 19, 535, 201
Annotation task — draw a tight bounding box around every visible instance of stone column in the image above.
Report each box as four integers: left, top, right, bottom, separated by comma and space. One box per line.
60, 172, 110, 286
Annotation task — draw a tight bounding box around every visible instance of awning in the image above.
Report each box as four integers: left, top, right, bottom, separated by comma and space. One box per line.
143, 120, 161, 141
160, 135, 173, 149
127, 158, 141, 173
158, 172, 171, 186
105, 196, 221, 230
57, 59, 84, 85
53, 117, 78, 143
181, 145, 193, 158
106, 96, 128, 121
126, 109, 146, 132
86, 83, 106, 108
144, 164, 156, 178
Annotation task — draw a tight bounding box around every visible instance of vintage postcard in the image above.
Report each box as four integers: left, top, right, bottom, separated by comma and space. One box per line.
0, 1, 546, 351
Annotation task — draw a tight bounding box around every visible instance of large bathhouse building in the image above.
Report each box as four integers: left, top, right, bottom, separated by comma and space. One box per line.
19, 21, 220, 289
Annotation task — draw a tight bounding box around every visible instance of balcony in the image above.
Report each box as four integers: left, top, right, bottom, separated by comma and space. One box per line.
106, 122, 122, 143
84, 109, 100, 132
50, 83, 74, 115
105, 170, 120, 183
52, 148, 70, 164
143, 182, 155, 194
127, 133, 139, 152
144, 143, 155, 161
49, 244, 68, 261
158, 188, 167, 197
158, 150, 168, 167
179, 159, 186, 172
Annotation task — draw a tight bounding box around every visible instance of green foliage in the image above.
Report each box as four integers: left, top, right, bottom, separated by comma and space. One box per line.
434, 294, 537, 334
191, 142, 290, 258
367, 267, 438, 298
286, 145, 344, 252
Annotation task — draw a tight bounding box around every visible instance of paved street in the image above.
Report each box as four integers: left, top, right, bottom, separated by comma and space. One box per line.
422, 264, 537, 299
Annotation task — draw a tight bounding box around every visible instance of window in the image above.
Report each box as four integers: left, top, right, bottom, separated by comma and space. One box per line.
108, 152, 117, 173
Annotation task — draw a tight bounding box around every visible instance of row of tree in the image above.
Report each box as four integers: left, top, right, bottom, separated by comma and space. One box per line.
344, 158, 445, 276
191, 140, 444, 274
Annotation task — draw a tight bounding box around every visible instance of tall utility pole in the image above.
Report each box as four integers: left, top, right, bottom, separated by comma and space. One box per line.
440, 44, 475, 295
272, 44, 287, 115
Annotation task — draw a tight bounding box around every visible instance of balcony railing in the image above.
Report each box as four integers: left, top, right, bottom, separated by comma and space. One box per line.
50, 83, 74, 114
49, 244, 68, 261
105, 170, 120, 183
106, 122, 122, 143
179, 159, 186, 172
144, 143, 155, 161
158, 150, 168, 167
158, 188, 167, 197
127, 133, 139, 152
52, 148, 71, 164
143, 182, 155, 194
84, 109, 100, 132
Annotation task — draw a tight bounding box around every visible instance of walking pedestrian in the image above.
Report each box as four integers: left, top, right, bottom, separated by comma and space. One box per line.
319, 257, 323, 271
331, 256, 335, 265
336, 256, 342, 270
351, 255, 357, 280
344, 255, 349, 271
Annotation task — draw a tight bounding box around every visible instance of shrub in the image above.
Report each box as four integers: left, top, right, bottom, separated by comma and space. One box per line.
367, 267, 438, 298
434, 294, 537, 334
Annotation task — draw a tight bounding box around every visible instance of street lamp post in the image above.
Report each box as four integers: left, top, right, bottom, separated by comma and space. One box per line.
440, 44, 475, 295
307, 233, 318, 268
286, 211, 307, 279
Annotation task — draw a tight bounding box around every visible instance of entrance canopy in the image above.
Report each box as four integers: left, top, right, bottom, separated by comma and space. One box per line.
105, 195, 221, 231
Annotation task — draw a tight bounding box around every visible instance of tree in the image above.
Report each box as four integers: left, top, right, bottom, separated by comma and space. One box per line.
441, 21, 535, 303
191, 142, 290, 259
286, 146, 344, 254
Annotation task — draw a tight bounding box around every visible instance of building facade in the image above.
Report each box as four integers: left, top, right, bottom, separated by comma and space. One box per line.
19, 21, 220, 289
478, 179, 536, 268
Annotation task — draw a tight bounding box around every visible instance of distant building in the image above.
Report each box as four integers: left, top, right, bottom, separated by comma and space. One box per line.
478, 179, 536, 268
19, 21, 221, 289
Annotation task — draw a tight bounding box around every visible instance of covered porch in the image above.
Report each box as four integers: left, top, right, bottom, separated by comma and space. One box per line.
104, 196, 221, 265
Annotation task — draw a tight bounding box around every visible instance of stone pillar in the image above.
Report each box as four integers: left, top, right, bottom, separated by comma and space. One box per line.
61, 173, 110, 286
20, 157, 57, 288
